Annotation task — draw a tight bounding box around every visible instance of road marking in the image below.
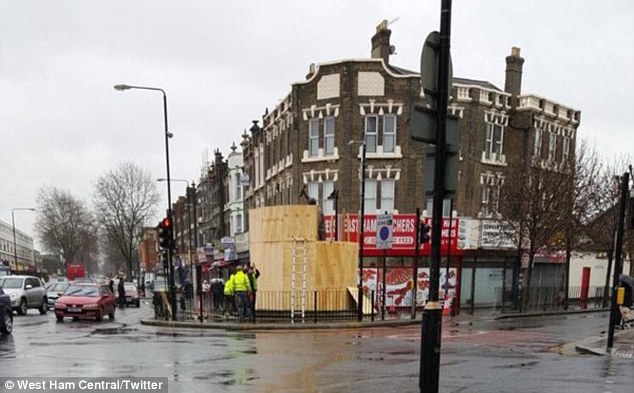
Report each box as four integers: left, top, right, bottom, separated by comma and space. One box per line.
613, 344, 633, 359
386, 330, 488, 340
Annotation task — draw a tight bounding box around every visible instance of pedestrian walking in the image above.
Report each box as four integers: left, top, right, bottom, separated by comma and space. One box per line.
232, 265, 252, 322
117, 277, 126, 308
247, 263, 260, 322
224, 270, 236, 316
210, 277, 224, 312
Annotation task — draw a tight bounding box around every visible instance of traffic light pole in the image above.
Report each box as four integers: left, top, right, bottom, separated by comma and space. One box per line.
161, 92, 177, 322
420, 1, 452, 392
607, 171, 629, 351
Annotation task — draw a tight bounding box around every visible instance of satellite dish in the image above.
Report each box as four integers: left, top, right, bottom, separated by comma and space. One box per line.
389, 45, 397, 55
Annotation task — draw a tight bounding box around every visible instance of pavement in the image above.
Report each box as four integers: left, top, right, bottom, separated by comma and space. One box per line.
141, 306, 634, 358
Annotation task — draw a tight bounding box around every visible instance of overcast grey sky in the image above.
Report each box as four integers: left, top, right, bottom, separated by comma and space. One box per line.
2, 1, 633, 252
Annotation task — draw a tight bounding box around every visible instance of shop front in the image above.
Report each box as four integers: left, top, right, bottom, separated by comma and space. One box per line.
324, 213, 463, 314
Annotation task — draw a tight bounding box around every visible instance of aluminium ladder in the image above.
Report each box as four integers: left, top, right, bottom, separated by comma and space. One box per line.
290, 238, 307, 324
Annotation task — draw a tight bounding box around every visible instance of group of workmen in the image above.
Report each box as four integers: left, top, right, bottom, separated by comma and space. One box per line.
204, 263, 259, 322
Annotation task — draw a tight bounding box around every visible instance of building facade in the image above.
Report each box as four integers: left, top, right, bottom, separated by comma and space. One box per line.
0, 218, 37, 274
240, 20, 582, 308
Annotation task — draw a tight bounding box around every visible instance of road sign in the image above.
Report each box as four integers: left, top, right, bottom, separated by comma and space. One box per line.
375, 213, 393, 249
420, 31, 453, 111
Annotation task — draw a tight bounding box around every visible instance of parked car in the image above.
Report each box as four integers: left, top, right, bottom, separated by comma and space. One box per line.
45, 282, 71, 309
0, 275, 47, 315
0, 287, 13, 335
54, 283, 115, 322
124, 282, 140, 307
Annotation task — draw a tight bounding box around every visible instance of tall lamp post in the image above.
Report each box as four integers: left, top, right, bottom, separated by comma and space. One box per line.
115, 84, 177, 321
349, 140, 366, 321
12, 208, 36, 266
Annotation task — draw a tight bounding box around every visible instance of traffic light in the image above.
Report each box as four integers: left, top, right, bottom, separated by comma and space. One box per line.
157, 217, 173, 250
419, 222, 431, 244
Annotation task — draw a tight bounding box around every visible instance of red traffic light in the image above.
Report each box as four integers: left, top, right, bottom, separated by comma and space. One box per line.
419, 222, 431, 244
158, 217, 173, 250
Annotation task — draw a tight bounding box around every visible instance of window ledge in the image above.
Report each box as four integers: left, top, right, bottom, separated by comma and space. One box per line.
302, 149, 339, 163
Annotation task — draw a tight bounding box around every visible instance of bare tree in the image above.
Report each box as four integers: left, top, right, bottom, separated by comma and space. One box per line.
589, 154, 633, 304
557, 141, 604, 308
93, 162, 161, 279
499, 158, 568, 309
34, 186, 99, 271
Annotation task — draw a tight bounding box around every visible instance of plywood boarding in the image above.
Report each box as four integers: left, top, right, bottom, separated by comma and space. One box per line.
249, 205, 319, 243
248, 241, 285, 290
248, 205, 358, 311
250, 240, 358, 311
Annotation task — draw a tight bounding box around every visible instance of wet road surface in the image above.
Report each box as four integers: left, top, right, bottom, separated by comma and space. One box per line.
0, 303, 632, 392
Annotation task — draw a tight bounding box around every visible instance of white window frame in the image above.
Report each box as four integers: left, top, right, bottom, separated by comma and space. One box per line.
484, 124, 494, 160
562, 136, 570, 162
234, 173, 242, 201
324, 117, 335, 156
494, 124, 503, 159
380, 179, 394, 213
235, 213, 243, 234
309, 118, 320, 157
534, 128, 543, 158
484, 122, 504, 161
548, 131, 557, 162
382, 114, 396, 153
365, 115, 378, 153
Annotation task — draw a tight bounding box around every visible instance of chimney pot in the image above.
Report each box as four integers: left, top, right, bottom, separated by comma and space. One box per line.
371, 20, 392, 65
505, 47, 525, 102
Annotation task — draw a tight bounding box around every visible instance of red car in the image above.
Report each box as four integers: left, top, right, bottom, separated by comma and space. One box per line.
54, 283, 116, 322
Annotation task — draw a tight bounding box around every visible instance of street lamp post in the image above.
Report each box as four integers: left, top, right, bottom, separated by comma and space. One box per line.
327, 189, 339, 241
115, 84, 177, 321
12, 208, 36, 266
349, 140, 366, 321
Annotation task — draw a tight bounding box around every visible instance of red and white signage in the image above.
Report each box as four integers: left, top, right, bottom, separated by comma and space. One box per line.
324, 213, 463, 257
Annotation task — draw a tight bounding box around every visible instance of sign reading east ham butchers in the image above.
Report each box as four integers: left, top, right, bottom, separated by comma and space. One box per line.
322, 213, 463, 257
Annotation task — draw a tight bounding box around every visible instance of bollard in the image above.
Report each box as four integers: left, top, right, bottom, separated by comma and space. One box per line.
371, 290, 375, 322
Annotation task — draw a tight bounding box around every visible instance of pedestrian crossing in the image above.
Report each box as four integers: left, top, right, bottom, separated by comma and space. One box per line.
613, 344, 633, 359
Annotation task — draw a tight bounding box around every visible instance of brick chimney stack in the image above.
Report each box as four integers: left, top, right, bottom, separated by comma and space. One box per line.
504, 47, 524, 100
371, 20, 392, 65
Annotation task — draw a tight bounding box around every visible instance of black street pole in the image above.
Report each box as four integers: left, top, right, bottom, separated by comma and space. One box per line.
420, 1, 452, 392
382, 249, 387, 321
358, 142, 367, 321
191, 182, 203, 323
161, 92, 178, 321
412, 207, 421, 319
607, 171, 629, 351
